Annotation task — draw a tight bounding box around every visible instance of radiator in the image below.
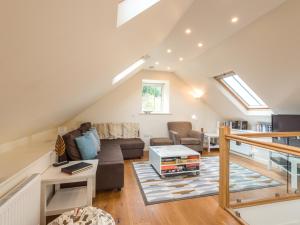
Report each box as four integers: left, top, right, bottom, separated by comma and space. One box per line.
0, 174, 41, 225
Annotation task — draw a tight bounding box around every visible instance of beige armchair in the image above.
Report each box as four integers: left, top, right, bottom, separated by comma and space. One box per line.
167, 121, 204, 152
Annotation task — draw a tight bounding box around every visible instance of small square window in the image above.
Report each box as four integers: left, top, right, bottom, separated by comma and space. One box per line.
142, 80, 169, 113
215, 71, 269, 110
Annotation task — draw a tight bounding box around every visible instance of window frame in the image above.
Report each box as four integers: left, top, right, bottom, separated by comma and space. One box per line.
141, 79, 170, 114
117, 0, 160, 27
215, 71, 269, 111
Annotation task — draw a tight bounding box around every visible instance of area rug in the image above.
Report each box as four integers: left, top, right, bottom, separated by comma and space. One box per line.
133, 157, 281, 205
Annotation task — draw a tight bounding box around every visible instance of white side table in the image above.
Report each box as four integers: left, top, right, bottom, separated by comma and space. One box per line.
204, 133, 219, 152
41, 159, 98, 225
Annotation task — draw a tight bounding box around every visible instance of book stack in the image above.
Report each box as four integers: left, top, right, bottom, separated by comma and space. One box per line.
61, 162, 93, 175
161, 163, 200, 174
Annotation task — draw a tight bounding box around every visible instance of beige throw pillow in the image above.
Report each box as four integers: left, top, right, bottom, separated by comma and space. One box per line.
123, 123, 139, 138
95, 123, 110, 139
108, 123, 123, 139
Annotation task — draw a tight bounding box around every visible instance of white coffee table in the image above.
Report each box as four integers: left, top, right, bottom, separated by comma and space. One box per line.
41, 159, 98, 225
149, 145, 200, 177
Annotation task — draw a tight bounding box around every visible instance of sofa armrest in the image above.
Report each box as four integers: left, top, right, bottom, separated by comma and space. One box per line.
169, 130, 181, 145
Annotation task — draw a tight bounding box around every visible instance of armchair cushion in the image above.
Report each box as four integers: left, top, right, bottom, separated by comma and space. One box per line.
180, 137, 201, 145
167, 122, 192, 137
188, 130, 204, 140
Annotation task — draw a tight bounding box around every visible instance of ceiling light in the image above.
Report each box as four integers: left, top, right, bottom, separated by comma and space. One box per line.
198, 43, 203, 48
185, 28, 191, 34
155, 61, 159, 65
167, 49, 172, 53
112, 57, 146, 85
179, 57, 184, 61
231, 17, 239, 23
192, 89, 204, 99
167, 66, 171, 71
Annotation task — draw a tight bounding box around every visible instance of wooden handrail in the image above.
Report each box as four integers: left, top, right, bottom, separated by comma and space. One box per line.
236, 132, 300, 138
226, 134, 300, 156
219, 127, 300, 225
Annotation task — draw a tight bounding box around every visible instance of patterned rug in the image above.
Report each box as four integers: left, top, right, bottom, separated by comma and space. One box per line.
133, 157, 281, 205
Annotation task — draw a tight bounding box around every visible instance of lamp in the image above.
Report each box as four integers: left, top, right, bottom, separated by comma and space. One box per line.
192, 89, 204, 99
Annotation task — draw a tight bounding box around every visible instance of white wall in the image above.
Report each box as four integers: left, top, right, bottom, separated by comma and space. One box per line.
66, 70, 222, 144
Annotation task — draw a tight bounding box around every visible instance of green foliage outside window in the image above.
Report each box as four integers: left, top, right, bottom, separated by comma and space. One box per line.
142, 84, 163, 112
142, 85, 162, 97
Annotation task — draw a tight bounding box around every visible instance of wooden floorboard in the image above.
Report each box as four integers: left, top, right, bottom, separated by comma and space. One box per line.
94, 151, 240, 225
48, 150, 294, 224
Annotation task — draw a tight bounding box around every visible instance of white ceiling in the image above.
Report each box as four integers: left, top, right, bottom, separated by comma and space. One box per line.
145, 0, 286, 71
0, 0, 296, 144
0, 0, 193, 144
144, 0, 293, 123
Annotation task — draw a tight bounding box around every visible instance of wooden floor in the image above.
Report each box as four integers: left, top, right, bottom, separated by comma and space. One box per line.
93, 151, 240, 225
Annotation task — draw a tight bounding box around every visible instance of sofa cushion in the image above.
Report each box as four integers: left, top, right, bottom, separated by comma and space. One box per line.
79, 122, 92, 133
63, 129, 82, 160
108, 123, 123, 139
95, 123, 110, 139
75, 133, 97, 160
150, 138, 173, 146
180, 137, 201, 145
123, 123, 139, 138
89, 128, 100, 145
98, 142, 123, 163
119, 138, 145, 150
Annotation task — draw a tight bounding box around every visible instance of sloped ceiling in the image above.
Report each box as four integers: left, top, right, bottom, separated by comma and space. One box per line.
145, 0, 297, 122
1, 0, 297, 144
0, 0, 193, 144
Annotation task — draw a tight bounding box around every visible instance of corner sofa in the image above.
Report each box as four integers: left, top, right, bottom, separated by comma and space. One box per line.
61, 122, 145, 191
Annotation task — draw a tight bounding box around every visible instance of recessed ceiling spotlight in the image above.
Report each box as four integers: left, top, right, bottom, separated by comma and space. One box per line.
155, 61, 159, 65
166, 49, 172, 53
179, 57, 184, 61
231, 17, 239, 23
167, 66, 171, 71
198, 43, 203, 48
185, 28, 192, 34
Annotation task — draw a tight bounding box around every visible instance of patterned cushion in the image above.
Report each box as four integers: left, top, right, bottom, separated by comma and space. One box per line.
108, 123, 123, 139
48, 207, 115, 225
123, 123, 139, 138
95, 123, 110, 139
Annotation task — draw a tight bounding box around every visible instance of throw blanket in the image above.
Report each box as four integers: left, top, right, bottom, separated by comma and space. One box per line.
94, 122, 139, 139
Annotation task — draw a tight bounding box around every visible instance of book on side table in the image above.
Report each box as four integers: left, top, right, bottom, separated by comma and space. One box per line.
61, 162, 93, 175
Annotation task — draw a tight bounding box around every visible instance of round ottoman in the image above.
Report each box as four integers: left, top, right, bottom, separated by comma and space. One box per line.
48, 207, 115, 225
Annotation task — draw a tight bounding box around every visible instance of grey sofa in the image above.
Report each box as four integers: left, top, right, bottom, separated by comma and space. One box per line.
167, 121, 204, 152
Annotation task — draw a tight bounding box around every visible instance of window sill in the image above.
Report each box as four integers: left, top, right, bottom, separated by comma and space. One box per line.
139, 112, 172, 115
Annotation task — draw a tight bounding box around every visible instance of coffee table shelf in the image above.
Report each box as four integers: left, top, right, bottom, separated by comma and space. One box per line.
149, 145, 200, 177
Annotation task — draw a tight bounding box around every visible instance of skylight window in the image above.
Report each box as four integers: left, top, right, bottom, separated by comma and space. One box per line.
215, 72, 269, 110
112, 58, 145, 85
117, 0, 160, 27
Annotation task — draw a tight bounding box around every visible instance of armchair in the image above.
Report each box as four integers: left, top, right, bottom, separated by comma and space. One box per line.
167, 121, 204, 152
